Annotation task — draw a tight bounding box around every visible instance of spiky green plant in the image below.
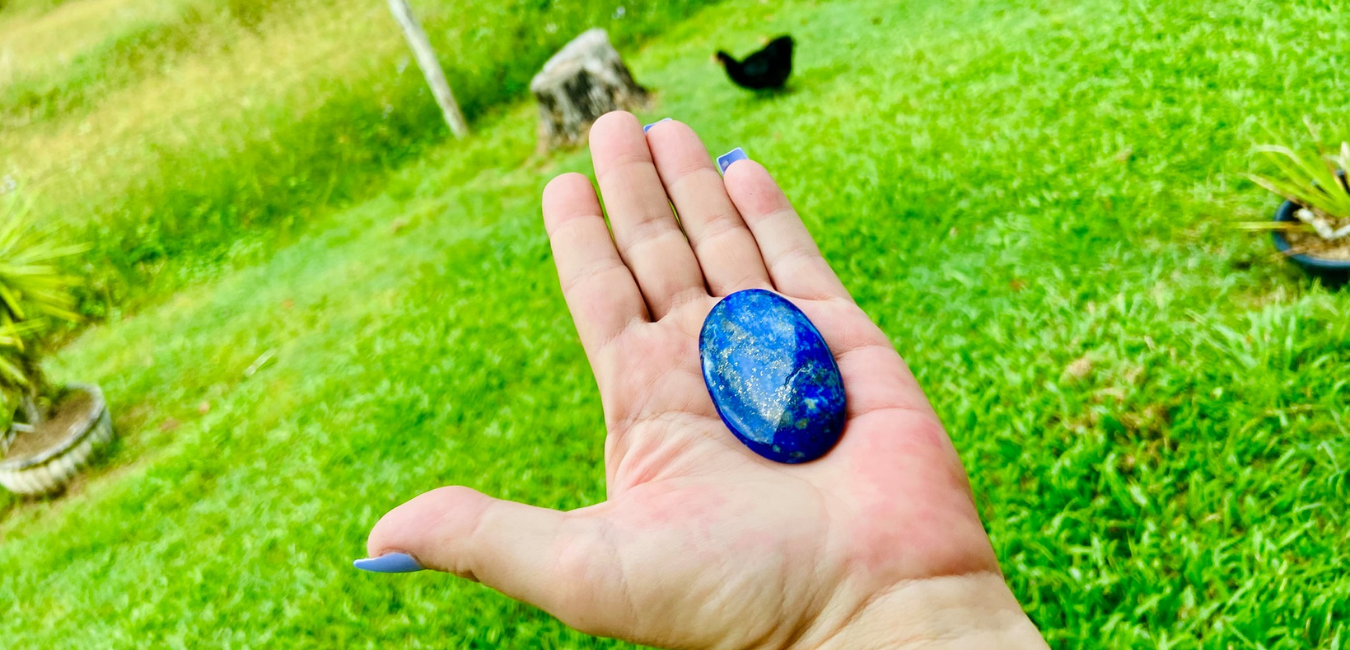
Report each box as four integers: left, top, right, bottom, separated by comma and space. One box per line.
0, 197, 87, 425
1248, 121, 1350, 241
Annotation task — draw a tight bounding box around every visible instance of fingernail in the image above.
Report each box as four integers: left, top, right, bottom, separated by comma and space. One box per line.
717, 147, 748, 173
353, 552, 424, 573
643, 117, 672, 133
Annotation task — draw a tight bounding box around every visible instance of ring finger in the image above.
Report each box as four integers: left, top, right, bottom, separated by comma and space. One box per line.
645, 121, 772, 296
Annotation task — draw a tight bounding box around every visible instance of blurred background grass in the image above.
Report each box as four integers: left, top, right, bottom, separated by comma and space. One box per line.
1, 0, 1348, 647
1, 0, 717, 317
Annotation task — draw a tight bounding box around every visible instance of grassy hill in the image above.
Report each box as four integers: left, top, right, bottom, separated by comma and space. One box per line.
1, 0, 717, 315
1, 0, 1348, 647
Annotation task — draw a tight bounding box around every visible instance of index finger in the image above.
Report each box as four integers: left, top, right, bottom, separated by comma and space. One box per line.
543, 173, 649, 356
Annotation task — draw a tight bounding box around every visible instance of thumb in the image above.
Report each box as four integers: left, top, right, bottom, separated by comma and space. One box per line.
363, 486, 612, 628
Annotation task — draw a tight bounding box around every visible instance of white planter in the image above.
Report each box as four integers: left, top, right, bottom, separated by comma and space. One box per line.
0, 384, 114, 496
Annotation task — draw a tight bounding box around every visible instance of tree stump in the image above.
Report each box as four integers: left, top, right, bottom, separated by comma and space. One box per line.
530, 29, 649, 151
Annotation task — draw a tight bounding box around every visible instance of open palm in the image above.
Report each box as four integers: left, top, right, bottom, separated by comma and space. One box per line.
366, 112, 1043, 650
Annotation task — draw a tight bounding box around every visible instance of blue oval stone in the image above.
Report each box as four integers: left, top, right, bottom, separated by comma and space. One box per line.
699, 289, 846, 464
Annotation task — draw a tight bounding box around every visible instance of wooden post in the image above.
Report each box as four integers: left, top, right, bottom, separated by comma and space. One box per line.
385, 0, 469, 138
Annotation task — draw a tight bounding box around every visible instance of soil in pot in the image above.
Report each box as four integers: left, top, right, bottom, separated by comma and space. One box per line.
4, 391, 94, 462
1285, 229, 1350, 261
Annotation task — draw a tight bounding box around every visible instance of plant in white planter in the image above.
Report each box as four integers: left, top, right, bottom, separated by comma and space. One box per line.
0, 203, 112, 496
1248, 122, 1350, 276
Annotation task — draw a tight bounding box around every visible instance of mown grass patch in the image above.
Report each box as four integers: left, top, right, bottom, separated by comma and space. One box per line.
2, 0, 719, 316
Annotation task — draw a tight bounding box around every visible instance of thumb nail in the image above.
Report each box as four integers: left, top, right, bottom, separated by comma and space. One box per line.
354, 552, 424, 573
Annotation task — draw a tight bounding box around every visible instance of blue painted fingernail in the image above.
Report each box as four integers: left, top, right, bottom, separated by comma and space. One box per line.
717, 147, 748, 173
643, 117, 672, 133
354, 553, 424, 573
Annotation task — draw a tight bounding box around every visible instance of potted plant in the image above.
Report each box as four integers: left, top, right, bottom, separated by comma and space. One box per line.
1248, 122, 1350, 282
0, 203, 112, 496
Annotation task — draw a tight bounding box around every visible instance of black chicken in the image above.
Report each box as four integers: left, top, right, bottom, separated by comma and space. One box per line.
716, 35, 794, 91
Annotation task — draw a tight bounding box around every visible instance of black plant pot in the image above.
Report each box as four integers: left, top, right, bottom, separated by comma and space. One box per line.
1271, 200, 1350, 285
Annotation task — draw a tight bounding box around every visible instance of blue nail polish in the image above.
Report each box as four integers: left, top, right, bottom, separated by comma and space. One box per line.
354, 553, 424, 573
717, 147, 748, 173
643, 117, 672, 133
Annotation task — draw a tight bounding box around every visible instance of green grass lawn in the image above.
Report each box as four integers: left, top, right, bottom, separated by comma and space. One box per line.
2, 0, 1349, 647
0, 0, 717, 316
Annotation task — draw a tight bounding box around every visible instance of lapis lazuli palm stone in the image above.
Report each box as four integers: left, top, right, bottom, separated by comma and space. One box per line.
699, 289, 846, 464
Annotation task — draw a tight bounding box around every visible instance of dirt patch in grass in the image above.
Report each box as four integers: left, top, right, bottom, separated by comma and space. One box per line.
3, 391, 94, 462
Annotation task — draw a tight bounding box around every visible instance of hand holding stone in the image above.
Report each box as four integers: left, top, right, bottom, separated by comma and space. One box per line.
363, 112, 1048, 650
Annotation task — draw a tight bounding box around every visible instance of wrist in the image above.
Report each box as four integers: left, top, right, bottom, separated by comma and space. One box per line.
809, 572, 1048, 650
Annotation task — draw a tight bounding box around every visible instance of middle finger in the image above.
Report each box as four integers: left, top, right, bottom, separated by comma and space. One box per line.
590, 111, 706, 319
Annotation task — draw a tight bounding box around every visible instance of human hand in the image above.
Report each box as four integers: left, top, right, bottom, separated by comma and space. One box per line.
363, 111, 1047, 650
